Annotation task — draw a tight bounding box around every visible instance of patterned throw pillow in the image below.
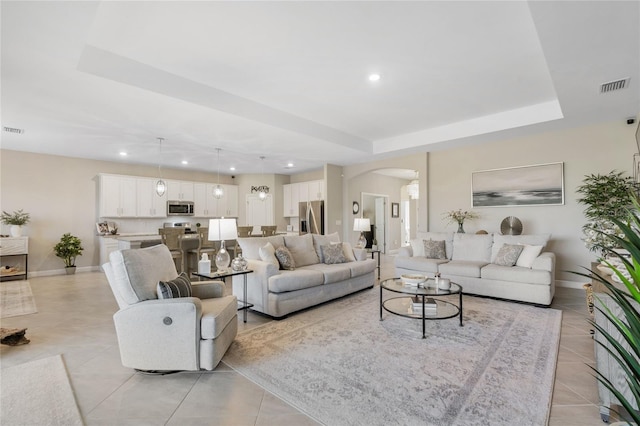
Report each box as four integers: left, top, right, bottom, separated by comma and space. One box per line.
321, 243, 348, 264
275, 246, 296, 270
423, 239, 446, 259
157, 272, 192, 299
493, 244, 525, 267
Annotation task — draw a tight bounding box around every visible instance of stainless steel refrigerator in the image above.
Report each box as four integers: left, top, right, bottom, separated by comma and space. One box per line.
299, 200, 324, 235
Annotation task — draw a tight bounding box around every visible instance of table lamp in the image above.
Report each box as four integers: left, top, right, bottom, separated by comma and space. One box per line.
354, 218, 370, 249
208, 218, 238, 271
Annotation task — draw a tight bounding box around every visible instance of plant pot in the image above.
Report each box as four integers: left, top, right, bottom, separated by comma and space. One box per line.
65, 266, 76, 275
10, 225, 22, 237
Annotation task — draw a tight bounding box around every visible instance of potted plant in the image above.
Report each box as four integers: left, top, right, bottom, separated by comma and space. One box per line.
444, 209, 479, 233
576, 170, 639, 258
1, 209, 30, 237
54, 233, 84, 274
573, 193, 640, 424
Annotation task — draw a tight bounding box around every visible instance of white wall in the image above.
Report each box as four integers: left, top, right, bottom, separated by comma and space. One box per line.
427, 118, 638, 282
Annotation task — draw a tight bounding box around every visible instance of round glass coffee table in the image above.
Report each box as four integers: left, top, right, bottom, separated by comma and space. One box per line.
380, 277, 463, 338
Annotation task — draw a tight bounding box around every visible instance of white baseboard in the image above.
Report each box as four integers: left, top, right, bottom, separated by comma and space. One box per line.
28, 266, 101, 278
555, 279, 589, 290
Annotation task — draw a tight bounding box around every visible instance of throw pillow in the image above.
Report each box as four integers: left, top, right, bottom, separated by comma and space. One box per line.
284, 234, 319, 267
275, 246, 296, 270
423, 239, 446, 259
259, 242, 279, 266
157, 272, 193, 299
515, 244, 544, 268
410, 238, 425, 257
341, 242, 356, 262
321, 243, 348, 264
493, 244, 525, 267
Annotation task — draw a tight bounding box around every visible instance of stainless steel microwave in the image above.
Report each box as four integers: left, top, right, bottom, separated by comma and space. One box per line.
167, 201, 194, 216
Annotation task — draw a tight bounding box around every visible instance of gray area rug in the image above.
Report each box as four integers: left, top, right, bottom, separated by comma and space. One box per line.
0, 280, 37, 318
1, 354, 84, 425
224, 289, 561, 426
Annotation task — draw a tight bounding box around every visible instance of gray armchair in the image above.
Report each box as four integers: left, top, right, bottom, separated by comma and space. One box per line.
102, 244, 237, 371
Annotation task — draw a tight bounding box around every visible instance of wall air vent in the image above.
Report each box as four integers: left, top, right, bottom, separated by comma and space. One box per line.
600, 78, 630, 93
3, 126, 24, 134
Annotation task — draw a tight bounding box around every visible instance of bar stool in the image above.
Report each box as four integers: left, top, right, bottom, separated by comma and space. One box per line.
158, 228, 185, 273
187, 227, 216, 273
261, 225, 277, 236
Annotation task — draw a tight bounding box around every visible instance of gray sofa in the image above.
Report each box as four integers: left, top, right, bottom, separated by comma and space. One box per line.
232, 233, 376, 318
395, 232, 555, 306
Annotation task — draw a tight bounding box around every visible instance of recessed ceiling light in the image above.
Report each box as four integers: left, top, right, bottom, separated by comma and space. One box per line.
119, 152, 127, 156
287, 163, 294, 168
181, 160, 188, 165
230, 167, 236, 171
368, 73, 381, 82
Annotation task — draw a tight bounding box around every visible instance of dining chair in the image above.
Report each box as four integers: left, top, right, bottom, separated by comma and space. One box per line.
158, 228, 185, 273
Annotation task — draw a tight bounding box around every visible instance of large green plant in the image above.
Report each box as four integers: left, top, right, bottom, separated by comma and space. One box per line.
574, 193, 640, 423
53, 233, 83, 267
577, 171, 639, 256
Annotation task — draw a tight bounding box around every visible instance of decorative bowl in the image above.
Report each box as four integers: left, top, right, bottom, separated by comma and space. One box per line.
401, 274, 426, 286
438, 278, 451, 290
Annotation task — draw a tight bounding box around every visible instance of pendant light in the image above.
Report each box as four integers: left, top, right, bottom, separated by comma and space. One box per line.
213, 148, 224, 199
258, 156, 267, 201
155, 137, 166, 197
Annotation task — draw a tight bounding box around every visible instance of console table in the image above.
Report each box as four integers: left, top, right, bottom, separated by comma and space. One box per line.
0, 237, 28, 281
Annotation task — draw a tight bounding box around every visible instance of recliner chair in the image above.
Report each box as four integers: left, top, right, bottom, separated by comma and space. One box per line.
102, 244, 238, 371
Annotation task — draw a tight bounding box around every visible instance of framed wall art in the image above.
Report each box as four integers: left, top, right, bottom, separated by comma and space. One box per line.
391, 203, 399, 218
472, 162, 564, 207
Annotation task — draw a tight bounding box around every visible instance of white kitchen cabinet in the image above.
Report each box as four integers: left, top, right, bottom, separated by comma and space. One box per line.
194, 183, 214, 217
283, 181, 323, 216
167, 180, 194, 201
298, 182, 309, 203
283, 183, 300, 217
136, 178, 167, 217
99, 174, 137, 217
194, 183, 238, 217
222, 184, 239, 217
308, 180, 324, 201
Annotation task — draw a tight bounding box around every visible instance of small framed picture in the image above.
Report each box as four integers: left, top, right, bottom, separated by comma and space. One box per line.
391, 203, 399, 218
107, 222, 118, 235
96, 222, 108, 235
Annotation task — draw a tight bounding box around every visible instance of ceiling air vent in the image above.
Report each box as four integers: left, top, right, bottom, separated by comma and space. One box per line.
600, 78, 630, 93
3, 126, 24, 134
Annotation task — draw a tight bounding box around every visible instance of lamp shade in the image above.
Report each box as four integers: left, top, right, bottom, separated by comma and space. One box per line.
208, 218, 238, 241
354, 218, 370, 232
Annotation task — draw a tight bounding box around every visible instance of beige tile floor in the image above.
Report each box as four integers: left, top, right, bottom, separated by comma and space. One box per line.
0, 253, 604, 425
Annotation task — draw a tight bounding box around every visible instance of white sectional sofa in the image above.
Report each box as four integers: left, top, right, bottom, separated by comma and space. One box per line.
232, 233, 376, 318
395, 232, 555, 306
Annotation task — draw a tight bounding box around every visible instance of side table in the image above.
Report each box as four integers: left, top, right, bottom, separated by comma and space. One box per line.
192, 269, 254, 323
367, 249, 381, 279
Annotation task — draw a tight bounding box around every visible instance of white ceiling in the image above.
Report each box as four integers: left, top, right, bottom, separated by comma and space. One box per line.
1, 1, 638, 176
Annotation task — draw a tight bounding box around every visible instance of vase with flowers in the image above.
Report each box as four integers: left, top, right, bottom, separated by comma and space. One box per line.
444, 209, 479, 233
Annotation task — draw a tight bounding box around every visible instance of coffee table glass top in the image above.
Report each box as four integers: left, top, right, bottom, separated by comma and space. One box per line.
381, 277, 461, 296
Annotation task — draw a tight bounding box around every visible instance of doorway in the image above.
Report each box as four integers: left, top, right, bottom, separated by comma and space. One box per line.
245, 194, 274, 235
361, 192, 388, 253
